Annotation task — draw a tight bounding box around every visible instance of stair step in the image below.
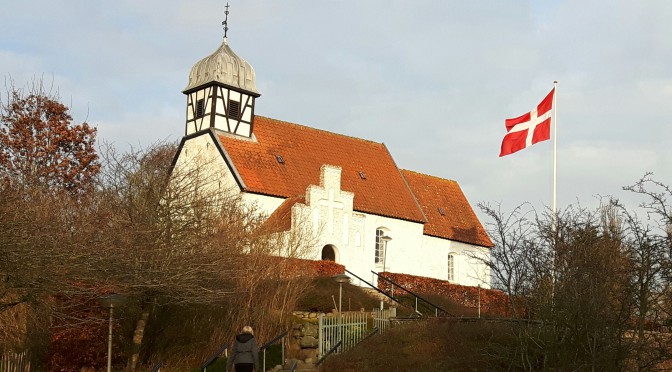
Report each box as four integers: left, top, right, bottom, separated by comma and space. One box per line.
361, 288, 396, 302
269, 359, 318, 372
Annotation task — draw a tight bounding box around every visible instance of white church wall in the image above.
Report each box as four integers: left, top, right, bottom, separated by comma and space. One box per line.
355, 213, 426, 287
241, 193, 288, 220
419, 235, 491, 289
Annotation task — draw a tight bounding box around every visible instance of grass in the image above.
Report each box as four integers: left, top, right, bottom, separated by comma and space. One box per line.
319, 318, 513, 372
153, 277, 492, 371
295, 276, 383, 313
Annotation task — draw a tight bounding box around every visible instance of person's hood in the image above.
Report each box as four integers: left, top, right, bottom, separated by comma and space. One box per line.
236, 333, 254, 343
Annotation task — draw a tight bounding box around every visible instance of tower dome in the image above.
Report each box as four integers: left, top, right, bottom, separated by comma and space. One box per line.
183, 38, 260, 95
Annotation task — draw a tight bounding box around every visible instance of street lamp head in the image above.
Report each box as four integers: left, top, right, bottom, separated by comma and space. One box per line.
98, 294, 127, 309
381, 235, 392, 243
332, 274, 351, 284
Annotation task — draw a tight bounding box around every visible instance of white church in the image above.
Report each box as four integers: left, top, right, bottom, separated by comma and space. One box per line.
172, 30, 493, 289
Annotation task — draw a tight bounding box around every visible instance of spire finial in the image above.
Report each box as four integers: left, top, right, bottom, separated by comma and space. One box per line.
222, 2, 230, 38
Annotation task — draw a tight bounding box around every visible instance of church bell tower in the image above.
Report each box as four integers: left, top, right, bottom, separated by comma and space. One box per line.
183, 4, 260, 137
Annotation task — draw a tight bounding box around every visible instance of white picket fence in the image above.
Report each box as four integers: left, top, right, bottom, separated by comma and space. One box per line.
0, 350, 30, 372
317, 312, 368, 357
372, 307, 396, 334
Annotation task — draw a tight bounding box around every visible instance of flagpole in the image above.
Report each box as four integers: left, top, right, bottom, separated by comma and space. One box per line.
551, 81, 558, 306
552, 80, 558, 231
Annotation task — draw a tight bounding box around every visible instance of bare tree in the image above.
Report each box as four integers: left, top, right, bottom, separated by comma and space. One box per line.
91, 142, 315, 369
478, 201, 672, 371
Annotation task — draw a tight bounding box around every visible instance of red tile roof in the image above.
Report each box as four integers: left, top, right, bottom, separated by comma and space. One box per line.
401, 170, 494, 247
259, 195, 303, 234
217, 116, 426, 223
212, 116, 492, 248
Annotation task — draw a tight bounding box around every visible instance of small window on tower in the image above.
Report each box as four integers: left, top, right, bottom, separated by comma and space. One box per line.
196, 99, 205, 118
228, 100, 241, 120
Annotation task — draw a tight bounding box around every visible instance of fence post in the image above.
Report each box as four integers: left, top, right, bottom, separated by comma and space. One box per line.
478, 284, 482, 318
318, 314, 324, 358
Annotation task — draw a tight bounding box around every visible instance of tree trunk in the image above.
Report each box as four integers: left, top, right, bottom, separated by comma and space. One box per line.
127, 310, 150, 371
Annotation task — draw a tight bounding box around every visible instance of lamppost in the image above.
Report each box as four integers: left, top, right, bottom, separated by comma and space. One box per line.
332, 274, 350, 350
332, 274, 351, 314
98, 294, 127, 372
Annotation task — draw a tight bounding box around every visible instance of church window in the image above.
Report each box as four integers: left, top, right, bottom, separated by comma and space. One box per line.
375, 229, 386, 266
447, 254, 455, 281
196, 99, 205, 118
228, 99, 241, 120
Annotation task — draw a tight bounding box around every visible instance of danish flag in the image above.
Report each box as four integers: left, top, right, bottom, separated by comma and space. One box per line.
499, 88, 555, 157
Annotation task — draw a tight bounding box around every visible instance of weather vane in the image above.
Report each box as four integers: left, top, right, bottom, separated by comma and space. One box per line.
222, 2, 230, 38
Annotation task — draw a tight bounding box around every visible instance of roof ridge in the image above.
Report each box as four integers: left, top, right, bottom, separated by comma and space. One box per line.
401, 169, 457, 184
256, 115, 386, 147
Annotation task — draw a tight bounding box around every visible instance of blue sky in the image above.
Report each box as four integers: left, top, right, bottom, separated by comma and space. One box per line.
2, 0, 671, 216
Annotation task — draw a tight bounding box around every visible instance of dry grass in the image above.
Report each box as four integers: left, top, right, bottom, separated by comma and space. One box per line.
295, 277, 382, 313
320, 318, 512, 372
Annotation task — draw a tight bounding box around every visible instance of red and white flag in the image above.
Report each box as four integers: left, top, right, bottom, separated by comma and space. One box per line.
499, 88, 555, 157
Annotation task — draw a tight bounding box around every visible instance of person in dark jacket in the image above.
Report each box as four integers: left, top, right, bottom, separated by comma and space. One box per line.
226, 325, 260, 372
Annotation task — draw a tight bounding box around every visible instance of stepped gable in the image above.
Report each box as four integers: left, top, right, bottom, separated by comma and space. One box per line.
217, 116, 426, 223
401, 169, 494, 247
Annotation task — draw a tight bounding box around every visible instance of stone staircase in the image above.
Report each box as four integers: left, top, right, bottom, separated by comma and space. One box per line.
267, 358, 318, 372
360, 287, 397, 306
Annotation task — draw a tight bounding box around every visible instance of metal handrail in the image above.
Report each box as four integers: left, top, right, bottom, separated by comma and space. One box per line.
261, 331, 288, 350
150, 361, 163, 372
315, 340, 342, 366
372, 271, 454, 317
344, 269, 402, 305
359, 327, 379, 343
261, 331, 288, 372
289, 360, 298, 372
200, 343, 228, 371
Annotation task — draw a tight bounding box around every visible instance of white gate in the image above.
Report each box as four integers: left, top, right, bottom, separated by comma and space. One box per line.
318, 312, 368, 357
372, 307, 396, 334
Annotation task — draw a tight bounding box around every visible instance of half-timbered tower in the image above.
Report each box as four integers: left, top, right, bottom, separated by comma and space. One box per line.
183, 37, 259, 138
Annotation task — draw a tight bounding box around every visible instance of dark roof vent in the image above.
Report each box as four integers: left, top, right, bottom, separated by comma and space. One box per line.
275, 155, 285, 164
358, 171, 367, 180
437, 207, 446, 216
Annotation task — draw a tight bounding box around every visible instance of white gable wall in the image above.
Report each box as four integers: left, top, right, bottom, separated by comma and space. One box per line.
287, 164, 490, 289
177, 133, 286, 214
175, 134, 238, 193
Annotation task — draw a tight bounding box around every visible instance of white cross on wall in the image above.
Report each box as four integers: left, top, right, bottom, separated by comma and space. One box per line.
318, 189, 344, 235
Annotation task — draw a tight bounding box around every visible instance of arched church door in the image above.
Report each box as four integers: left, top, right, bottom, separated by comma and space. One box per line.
321, 245, 336, 261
